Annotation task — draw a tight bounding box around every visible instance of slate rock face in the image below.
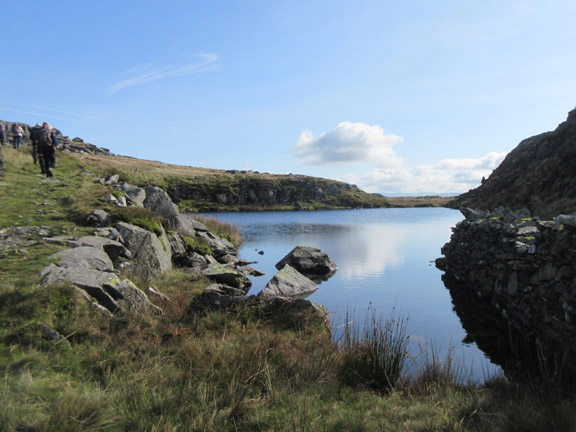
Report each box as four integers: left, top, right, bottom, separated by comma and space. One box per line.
438, 207, 576, 367
259, 264, 318, 299
65, 236, 132, 262
143, 186, 180, 221
275, 246, 337, 281
172, 214, 207, 238
39, 265, 122, 313
40, 264, 117, 288
196, 230, 236, 262
50, 246, 114, 272
166, 174, 389, 211
115, 222, 172, 279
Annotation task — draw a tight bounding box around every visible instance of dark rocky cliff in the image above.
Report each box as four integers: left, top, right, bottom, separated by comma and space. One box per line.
167, 173, 390, 212
449, 108, 576, 218
437, 207, 576, 386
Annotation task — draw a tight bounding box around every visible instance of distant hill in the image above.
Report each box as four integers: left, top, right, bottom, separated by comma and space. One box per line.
0, 118, 452, 212
449, 108, 576, 218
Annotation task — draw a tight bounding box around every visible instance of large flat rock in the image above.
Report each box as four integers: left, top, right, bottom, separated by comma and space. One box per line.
259, 264, 318, 299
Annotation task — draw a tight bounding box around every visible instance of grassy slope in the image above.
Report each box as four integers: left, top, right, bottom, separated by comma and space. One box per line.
1, 147, 575, 431
62, 151, 448, 211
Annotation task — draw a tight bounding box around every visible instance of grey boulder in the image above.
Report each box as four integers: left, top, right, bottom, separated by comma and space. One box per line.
202, 263, 252, 293
275, 246, 337, 282
115, 222, 172, 279
259, 264, 318, 299
50, 246, 114, 272
86, 209, 111, 227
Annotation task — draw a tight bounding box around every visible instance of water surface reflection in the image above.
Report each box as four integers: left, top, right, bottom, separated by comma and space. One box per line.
200, 208, 501, 379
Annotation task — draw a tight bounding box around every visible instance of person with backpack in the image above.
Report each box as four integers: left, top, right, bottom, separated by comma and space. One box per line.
29, 123, 43, 169
50, 127, 59, 167
0, 122, 6, 146
37, 122, 56, 177
0, 141, 4, 178
12, 123, 23, 150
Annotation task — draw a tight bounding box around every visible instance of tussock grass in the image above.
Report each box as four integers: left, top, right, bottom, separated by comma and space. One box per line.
409, 342, 470, 394
338, 307, 409, 393
194, 214, 243, 247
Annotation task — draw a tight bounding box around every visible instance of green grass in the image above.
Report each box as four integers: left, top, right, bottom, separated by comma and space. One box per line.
1, 147, 106, 230
184, 235, 213, 256
109, 206, 165, 236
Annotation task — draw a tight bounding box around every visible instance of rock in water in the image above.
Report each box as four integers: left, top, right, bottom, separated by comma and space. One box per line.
275, 246, 337, 282
259, 264, 318, 299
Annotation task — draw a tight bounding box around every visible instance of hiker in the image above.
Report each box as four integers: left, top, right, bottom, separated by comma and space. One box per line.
29, 123, 43, 168
0, 122, 6, 146
37, 122, 56, 177
0, 141, 4, 177
12, 123, 23, 150
50, 127, 59, 168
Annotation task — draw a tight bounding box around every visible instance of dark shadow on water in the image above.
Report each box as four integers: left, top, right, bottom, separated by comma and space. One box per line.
443, 273, 576, 392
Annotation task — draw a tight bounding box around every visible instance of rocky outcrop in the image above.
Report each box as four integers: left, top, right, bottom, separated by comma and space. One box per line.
167, 174, 391, 212
40, 231, 163, 315
33, 177, 248, 317
185, 247, 336, 331
437, 206, 576, 382
28, 170, 339, 332
450, 108, 576, 218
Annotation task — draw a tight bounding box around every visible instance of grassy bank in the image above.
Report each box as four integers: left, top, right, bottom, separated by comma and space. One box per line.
2, 146, 576, 431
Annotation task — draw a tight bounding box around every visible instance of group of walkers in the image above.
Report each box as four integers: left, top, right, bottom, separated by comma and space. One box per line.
0, 122, 24, 149
0, 121, 59, 178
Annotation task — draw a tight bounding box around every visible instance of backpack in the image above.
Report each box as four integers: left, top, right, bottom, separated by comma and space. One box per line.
37, 127, 52, 146
30, 126, 40, 142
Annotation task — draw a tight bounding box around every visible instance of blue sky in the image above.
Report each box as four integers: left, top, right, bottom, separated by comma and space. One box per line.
2, 0, 575, 194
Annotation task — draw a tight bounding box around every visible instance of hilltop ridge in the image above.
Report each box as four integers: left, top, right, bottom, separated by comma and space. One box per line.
1, 119, 450, 211
449, 108, 576, 218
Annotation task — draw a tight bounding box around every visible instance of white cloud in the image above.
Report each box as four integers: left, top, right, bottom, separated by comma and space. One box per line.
289, 121, 403, 167
291, 122, 507, 194
434, 152, 507, 171
109, 54, 219, 94
341, 152, 507, 195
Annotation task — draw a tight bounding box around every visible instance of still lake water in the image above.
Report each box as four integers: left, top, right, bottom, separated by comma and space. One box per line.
200, 207, 500, 380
